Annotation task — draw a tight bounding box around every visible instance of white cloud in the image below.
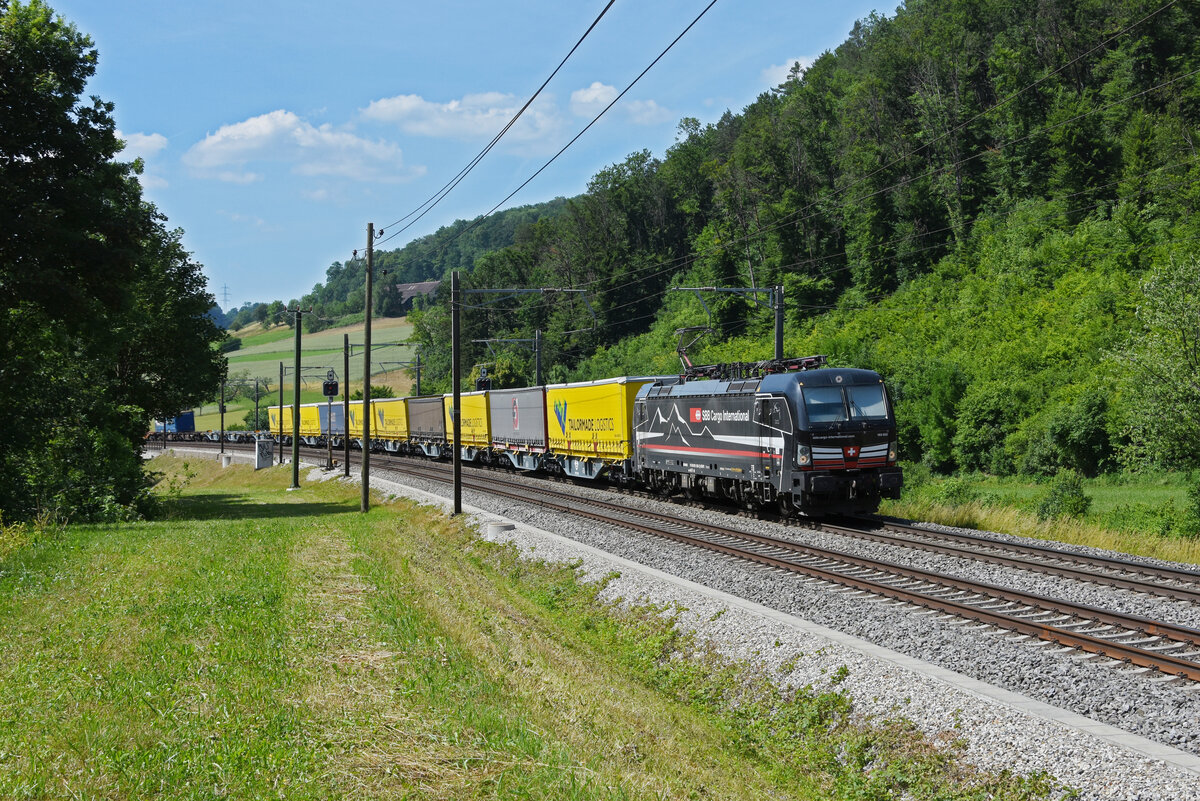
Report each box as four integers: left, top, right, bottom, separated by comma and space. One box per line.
625, 99, 672, 126
762, 57, 813, 87
138, 174, 169, 190
217, 209, 286, 233
117, 130, 168, 161
219, 210, 268, 227
361, 92, 562, 144
570, 82, 670, 126
183, 109, 415, 184
570, 82, 618, 117
217, 170, 262, 184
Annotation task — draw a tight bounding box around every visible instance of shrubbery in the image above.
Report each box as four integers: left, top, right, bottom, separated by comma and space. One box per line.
1036, 471, 1092, 521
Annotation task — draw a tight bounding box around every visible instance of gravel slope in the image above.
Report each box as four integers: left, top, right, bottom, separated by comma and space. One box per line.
365, 461, 1200, 801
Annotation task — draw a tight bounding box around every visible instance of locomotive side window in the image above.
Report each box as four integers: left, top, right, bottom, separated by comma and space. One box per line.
802, 387, 848, 423
846, 385, 889, 420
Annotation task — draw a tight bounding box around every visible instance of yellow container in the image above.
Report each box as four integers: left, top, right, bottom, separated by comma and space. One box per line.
545, 377, 651, 462
268, 405, 293, 438
347, 400, 365, 439
372, 397, 409, 442
297, 403, 322, 438
444, 391, 491, 448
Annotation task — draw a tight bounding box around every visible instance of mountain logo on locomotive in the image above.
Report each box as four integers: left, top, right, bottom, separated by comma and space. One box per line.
632, 356, 902, 515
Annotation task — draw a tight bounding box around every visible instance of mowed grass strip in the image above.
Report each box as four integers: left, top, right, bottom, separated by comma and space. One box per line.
0, 460, 332, 798
0, 456, 1058, 799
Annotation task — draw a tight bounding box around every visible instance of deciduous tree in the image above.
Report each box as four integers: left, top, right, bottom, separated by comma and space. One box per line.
0, 0, 223, 520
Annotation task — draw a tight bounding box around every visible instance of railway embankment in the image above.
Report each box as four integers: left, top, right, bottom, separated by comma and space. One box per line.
153, 446, 1200, 799
0, 451, 1068, 800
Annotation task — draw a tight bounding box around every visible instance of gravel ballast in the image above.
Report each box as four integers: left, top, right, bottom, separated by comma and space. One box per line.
365, 461, 1200, 801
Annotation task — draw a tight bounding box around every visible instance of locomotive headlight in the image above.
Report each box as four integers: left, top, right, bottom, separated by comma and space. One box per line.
887, 440, 898, 462
796, 444, 811, 466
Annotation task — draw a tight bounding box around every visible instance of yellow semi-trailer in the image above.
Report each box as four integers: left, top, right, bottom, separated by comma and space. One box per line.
269, 405, 295, 444
372, 397, 409, 452
297, 403, 323, 445
406, 395, 447, 458
443, 390, 491, 461
544, 377, 658, 479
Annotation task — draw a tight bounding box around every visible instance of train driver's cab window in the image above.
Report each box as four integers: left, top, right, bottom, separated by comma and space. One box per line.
802, 387, 848, 424
847, 384, 889, 421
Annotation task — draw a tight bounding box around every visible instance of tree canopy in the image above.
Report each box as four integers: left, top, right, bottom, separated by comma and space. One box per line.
0, 0, 224, 521
404, 0, 1200, 475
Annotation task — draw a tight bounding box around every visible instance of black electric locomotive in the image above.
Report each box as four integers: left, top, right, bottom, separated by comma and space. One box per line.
633, 356, 902, 514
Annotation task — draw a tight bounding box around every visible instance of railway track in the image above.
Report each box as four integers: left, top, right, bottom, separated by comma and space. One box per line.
171, 441, 1200, 682
823, 517, 1200, 604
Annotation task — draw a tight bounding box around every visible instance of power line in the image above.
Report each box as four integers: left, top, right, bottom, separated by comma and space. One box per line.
568, 1, 1185, 295
375, 0, 617, 248
437, 0, 721, 252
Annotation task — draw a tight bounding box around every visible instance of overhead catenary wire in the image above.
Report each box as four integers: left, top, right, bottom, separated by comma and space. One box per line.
436, 0, 721, 253
567, 0, 1186, 296
374, 0, 617, 248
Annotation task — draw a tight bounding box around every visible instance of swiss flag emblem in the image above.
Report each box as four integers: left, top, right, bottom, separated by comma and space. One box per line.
690, 408, 703, 423
843, 445, 859, 459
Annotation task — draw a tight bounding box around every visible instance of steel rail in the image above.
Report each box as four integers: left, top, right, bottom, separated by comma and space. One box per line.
172, 441, 1200, 680
872, 515, 1200, 584
376, 459, 1200, 682
818, 519, 1200, 604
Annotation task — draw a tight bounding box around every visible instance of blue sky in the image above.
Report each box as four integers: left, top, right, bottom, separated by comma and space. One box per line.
55, 0, 887, 311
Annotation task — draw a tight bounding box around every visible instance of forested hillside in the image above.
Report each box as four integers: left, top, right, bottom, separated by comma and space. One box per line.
401, 0, 1200, 476
226, 198, 568, 330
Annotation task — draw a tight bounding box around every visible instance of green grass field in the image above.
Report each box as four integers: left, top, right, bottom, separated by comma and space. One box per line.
220, 316, 414, 386
884, 467, 1200, 565
191, 317, 417, 430
0, 456, 1059, 799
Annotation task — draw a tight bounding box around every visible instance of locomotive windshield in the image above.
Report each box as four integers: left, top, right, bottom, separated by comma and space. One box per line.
846, 385, 889, 420
803, 387, 848, 423
802, 384, 891, 425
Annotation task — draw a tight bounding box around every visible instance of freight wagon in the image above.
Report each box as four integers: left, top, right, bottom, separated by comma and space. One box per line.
545, 377, 660, 479
444, 390, 491, 462
488, 386, 548, 471
372, 397, 409, 452
406, 395, 446, 458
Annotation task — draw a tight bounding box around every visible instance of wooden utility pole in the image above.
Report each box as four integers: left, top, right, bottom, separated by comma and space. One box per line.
451, 270, 462, 515
361, 223, 374, 512
291, 308, 302, 489
343, 334, 350, 478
